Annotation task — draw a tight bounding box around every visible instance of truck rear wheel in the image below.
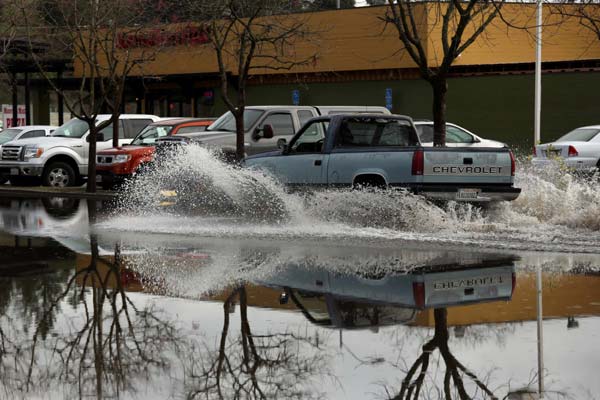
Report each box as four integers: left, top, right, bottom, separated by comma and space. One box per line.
43, 162, 76, 187
353, 175, 388, 190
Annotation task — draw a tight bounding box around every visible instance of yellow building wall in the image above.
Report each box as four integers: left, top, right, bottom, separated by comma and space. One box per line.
74, 4, 600, 79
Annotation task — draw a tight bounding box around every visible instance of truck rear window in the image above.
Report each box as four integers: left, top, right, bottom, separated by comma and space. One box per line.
336, 118, 417, 147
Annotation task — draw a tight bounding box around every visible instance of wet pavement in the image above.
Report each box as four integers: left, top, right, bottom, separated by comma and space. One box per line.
0, 196, 599, 399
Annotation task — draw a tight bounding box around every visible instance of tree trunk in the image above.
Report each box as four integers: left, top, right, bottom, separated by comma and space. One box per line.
87, 123, 98, 193
433, 308, 449, 343
112, 111, 120, 148
431, 77, 448, 147
235, 107, 246, 162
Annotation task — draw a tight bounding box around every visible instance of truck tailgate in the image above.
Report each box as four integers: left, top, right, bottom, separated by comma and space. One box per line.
419, 265, 515, 308
417, 148, 519, 201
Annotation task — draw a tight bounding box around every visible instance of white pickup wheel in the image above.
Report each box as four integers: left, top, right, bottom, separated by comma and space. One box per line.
43, 162, 76, 187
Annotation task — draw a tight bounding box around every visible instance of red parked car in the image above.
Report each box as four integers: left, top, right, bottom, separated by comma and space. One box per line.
96, 118, 214, 189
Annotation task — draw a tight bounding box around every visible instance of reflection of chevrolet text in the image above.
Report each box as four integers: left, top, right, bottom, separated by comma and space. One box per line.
258, 259, 516, 329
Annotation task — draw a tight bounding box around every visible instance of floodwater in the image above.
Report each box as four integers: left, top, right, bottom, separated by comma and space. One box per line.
1, 148, 600, 399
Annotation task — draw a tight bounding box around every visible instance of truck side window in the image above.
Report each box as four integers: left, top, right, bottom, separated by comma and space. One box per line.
291, 120, 328, 153
260, 113, 294, 136
98, 121, 126, 140
297, 110, 315, 128
336, 119, 416, 147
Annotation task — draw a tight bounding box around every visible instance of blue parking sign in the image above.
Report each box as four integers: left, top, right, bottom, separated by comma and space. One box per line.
292, 90, 300, 105
385, 88, 393, 111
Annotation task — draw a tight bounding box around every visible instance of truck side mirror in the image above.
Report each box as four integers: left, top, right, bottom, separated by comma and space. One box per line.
262, 124, 274, 139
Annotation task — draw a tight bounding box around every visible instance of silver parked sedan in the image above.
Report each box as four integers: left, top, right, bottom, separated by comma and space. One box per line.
532, 125, 600, 171
414, 121, 507, 148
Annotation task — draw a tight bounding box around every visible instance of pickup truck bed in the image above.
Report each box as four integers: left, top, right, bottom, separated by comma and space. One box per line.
244, 114, 520, 202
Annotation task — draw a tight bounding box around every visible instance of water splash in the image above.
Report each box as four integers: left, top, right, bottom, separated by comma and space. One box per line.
102, 146, 600, 253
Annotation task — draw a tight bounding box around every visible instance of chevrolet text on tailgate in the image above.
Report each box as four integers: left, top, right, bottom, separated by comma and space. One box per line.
244, 114, 521, 202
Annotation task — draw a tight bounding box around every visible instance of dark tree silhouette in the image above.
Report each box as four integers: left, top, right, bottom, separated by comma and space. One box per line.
390, 308, 497, 400
186, 285, 330, 399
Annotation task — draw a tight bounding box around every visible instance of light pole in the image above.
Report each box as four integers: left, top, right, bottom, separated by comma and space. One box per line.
534, 0, 543, 146
537, 263, 544, 397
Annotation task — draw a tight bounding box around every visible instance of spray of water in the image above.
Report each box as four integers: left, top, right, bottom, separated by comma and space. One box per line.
102, 145, 600, 253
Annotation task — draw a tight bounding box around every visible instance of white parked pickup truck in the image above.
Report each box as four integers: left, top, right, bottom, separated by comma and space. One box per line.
0, 114, 159, 187
244, 114, 521, 202
158, 105, 391, 158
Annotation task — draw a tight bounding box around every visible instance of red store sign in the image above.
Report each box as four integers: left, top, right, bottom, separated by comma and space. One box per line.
117, 26, 210, 49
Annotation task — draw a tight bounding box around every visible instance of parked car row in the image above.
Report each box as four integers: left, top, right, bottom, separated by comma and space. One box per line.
0, 106, 516, 193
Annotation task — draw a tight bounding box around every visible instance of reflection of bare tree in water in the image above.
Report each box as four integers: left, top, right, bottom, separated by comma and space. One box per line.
23, 200, 179, 399
391, 309, 497, 400
186, 285, 331, 399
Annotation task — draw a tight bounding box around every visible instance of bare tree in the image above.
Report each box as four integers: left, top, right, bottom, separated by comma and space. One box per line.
548, 1, 600, 41
17, 0, 161, 191
185, 285, 330, 399
387, 308, 498, 400
22, 200, 179, 399
189, 0, 317, 161
383, 0, 504, 146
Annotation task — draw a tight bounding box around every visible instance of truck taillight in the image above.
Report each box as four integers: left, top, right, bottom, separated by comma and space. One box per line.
568, 145, 578, 157
509, 151, 516, 176
533, 146, 537, 157
412, 149, 424, 176
412, 281, 425, 309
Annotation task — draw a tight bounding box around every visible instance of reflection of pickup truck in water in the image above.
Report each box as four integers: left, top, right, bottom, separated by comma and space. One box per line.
262, 261, 516, 329
245, 114, 521, 202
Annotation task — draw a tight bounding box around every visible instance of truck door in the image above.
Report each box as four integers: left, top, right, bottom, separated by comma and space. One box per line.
249, 112, 296, 154
270, 119, 328, 186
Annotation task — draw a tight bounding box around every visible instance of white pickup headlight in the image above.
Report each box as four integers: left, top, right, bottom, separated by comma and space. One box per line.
113, 154, 131, 163
23, 146, 44, 159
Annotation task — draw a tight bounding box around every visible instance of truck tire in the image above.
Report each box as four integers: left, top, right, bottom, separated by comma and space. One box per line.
43, 162, 77, 187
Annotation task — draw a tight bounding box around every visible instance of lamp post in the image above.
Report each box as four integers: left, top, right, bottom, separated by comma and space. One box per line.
537, 263, 544, 397
534, 0, 543, 146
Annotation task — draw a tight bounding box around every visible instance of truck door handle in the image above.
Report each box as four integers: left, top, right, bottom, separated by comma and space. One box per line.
463, 157, 473, 165
314, 159, 322, 166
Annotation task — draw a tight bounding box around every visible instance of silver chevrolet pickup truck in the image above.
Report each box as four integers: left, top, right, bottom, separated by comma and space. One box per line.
244, 114, 520, 202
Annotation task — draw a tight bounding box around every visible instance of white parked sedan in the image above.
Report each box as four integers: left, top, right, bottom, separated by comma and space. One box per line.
414, 121, 506, 148
532, 125, 600, 171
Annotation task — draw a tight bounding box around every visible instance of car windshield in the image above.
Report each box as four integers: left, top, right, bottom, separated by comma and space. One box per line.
131, 125, 174, 145
555, 128, 600, 142
0, 129, 23, 144
51, 119, 92, 138
206, 110, 264, 133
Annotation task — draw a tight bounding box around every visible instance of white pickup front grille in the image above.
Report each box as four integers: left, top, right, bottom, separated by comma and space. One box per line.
1, 146, 22, 161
